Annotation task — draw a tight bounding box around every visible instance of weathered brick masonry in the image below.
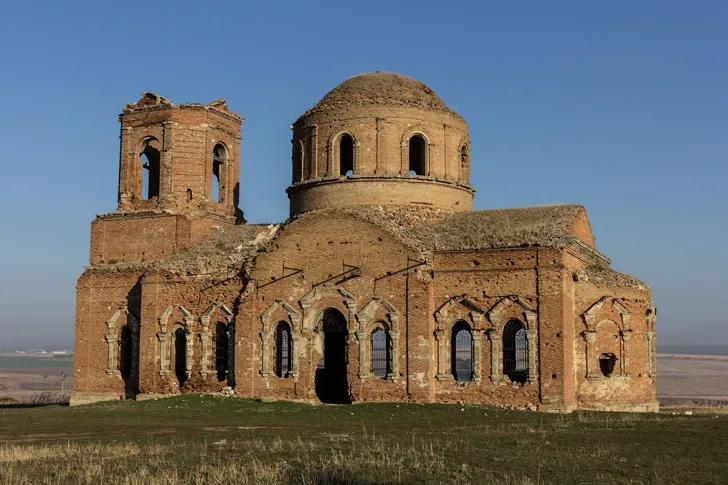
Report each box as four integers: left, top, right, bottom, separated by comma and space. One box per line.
72, 73, 657, 412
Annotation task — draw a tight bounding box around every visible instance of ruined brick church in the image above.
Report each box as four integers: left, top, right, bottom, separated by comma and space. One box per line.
72, 72, 657, 412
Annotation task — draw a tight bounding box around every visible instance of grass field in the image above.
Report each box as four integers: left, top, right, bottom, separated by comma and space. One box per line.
0, 356, 73, 370
1, 397, 727, 484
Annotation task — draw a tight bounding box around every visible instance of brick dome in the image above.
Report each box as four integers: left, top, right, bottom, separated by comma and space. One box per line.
311, 72, 452, 113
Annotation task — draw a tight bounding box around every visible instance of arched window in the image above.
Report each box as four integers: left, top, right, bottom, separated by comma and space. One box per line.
276, 322, 292, 378
503, 319, 528, 383
451, 321, 472, 382
293, 140, 305, 182
409, 135, 426, 175
173, 328, 187, 387
215, 322, 228, 382
599, 353, 617, 377
118, 325, 132, 381
140, 138, 161, 199
339, 134, 354, 176
212, 144, 226, 203
460, 144, 469, 168
371, 327, 390, 378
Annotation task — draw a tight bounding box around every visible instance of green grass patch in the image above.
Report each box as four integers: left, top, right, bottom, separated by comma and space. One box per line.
0, 397, 726, 484
0, 356, 73, 369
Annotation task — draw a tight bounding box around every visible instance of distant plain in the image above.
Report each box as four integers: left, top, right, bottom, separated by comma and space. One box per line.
0, 349, 726, 405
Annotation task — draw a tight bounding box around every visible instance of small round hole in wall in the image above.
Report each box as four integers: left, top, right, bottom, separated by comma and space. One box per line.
551, 373, 557, 379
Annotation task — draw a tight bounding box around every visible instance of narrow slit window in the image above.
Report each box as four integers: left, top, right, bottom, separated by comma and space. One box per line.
409, 135, 426, 175
339, 134, 354, 176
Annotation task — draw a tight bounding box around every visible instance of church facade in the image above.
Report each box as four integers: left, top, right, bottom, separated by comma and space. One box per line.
72, 72, 658, 412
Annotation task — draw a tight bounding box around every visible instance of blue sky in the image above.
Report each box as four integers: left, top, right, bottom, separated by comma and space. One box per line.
0, 1, 726, 347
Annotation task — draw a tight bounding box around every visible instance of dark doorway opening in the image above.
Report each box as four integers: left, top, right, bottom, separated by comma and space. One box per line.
174, 329, 187, 387
315, 308, 350, 404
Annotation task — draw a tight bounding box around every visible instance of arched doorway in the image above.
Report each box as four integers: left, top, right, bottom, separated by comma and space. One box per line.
315, 308, 350, 403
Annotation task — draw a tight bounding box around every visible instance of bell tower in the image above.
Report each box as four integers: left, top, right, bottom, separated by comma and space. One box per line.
89, 93, 244, 265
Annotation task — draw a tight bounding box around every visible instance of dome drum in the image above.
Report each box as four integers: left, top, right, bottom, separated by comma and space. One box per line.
288, 72, 472, 215
287, 174, 474, 214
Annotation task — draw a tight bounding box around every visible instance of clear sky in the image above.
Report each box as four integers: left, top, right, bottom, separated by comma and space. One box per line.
0, 1, 726, 347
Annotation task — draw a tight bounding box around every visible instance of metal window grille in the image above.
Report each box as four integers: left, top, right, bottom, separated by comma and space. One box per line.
371, 329, 389, 378
452, 323, 472, 382
215, 323, 228, 381
276, 323, 291, 377
503, 320, 527, 379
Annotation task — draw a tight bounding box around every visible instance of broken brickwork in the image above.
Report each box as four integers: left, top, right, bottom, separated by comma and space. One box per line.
72, 74, 657, 412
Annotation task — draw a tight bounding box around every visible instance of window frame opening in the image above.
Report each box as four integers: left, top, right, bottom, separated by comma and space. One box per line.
503, 319, 528, 383
118, 325, 132, 381
408, 134, 426, 176
173, 328, 187, 388
212, 144, 226, 203
215, 322, 229, 382
599, 353, 618, 377
339, 133, 354, 176
140, 138, 161, 200
294, 140, 306, 181
276, 322, 292, 378
460, 144, 469, 167
451, 321, 473, 382
370, 326, 390, 379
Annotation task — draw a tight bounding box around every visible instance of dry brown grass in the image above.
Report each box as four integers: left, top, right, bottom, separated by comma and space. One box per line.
0, 435, 537, 485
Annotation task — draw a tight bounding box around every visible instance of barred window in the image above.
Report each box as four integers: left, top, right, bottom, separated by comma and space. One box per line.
503, 319, 527, 383
371, 328, 390, 378
118, 325, 132, 381
215, 322, 228, 382
276, 322, 292, 378
451, 321, 473, 382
